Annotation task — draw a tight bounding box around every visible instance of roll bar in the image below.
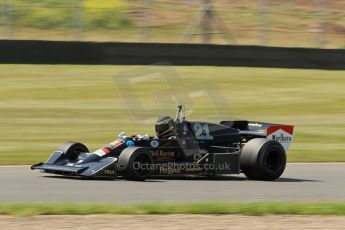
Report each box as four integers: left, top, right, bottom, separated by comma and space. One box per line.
175, 105, 185, 123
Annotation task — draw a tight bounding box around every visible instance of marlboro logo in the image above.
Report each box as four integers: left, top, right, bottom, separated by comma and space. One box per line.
267, 125, 294, 151
272, 133, 292, 143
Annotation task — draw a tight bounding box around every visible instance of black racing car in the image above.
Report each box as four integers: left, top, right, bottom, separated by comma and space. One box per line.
31, 105, 294, 181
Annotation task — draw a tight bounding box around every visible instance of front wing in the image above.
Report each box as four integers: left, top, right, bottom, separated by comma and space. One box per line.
31, 157, 118, 178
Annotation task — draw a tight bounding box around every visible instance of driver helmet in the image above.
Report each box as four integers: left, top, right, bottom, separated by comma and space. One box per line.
155, 115, 174, 138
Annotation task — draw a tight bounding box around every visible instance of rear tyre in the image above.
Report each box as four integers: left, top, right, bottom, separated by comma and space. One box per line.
118, 147, 153, 181
240, 138, 286, 180
56, 142, 89, 161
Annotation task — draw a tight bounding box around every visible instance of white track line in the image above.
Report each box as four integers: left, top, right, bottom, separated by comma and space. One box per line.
0, 165, 31, 168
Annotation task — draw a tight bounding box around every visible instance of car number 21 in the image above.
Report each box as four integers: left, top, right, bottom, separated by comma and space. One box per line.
193, 123, 214, 140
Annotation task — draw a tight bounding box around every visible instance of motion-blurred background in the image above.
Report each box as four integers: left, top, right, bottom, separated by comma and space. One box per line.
0, 1, 344, 165
1, 0, 344, 48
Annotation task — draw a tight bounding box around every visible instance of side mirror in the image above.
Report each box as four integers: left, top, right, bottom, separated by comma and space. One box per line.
118, 131, 126, 140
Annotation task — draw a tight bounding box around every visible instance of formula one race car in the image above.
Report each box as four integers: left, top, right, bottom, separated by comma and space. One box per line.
32, 105, 294, 181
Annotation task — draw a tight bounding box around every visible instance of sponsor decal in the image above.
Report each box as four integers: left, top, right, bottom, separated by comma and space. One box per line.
272, 134, 292, 142
101, 148, 111, 154
150, 140, 159, 147
248, 122, 262, 127
159, 166, 181, 174
126, 140, 135, 147
93, 149, 107, 157
150, 149, 175, 158
93, 147, 111, 157
267, 125, 294, 151
109, 139, 124, 149
103, 169, 116, 175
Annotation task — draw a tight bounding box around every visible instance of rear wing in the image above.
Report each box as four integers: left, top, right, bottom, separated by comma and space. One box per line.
220, 120, 294, 151
266, 125, 294, 151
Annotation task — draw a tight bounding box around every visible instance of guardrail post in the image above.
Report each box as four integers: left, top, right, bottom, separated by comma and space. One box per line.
141, 0, 150, 42
259, 0, 269, 46
74, 0, 83, 40
315, 0, 325, 48
2, 0, 12, 39
202, 0, 212, 44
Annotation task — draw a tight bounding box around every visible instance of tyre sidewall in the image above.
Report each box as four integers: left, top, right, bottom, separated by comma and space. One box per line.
240, 138, 286, 180
257, 141, 286, 180
118, 147, 153, 181
56, 142, 89, 161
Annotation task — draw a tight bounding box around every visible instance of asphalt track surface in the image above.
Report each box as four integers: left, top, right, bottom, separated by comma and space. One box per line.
0, 164, 344, 204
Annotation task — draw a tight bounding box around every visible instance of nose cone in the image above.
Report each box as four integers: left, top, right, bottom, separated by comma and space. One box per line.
76, 153, 101, 164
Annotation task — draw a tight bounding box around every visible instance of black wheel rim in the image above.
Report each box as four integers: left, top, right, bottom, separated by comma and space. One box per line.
133, 154, 152, 177
264, 149, 283, 173
69, 148, 85, 161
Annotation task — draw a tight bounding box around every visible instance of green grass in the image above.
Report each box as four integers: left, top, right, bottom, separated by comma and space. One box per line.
1, 203, 345, 216
10, 0, 132, 30
3, 0, 345, 48
0, 65, 344, 164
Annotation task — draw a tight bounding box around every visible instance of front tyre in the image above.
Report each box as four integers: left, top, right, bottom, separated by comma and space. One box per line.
240, 138, 286, 180
56, 142, 89, 161
118, 147, 153, 181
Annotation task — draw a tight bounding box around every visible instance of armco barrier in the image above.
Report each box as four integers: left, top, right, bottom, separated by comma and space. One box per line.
0, 40, 344, 69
